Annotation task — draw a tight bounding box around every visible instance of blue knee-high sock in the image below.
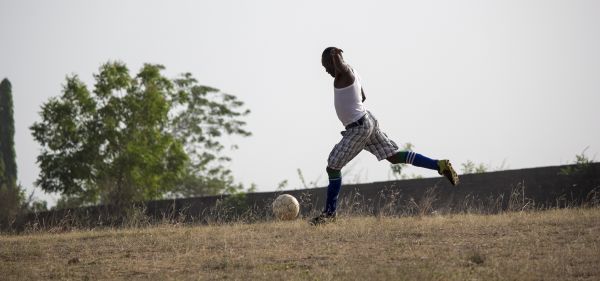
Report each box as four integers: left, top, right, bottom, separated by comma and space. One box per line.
324, 168, 342, 215
325, 178, 342, 215
405, 151, 439, 171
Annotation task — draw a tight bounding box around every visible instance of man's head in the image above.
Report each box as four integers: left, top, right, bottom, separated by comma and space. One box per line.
321, 47, 337, 77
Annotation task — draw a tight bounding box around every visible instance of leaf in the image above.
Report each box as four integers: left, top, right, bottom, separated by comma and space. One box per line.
31, 62, 251, 207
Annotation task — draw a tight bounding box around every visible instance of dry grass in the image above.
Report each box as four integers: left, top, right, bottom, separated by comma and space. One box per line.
1, 208, 599, 281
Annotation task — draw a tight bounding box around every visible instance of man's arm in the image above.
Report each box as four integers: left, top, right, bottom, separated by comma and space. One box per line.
330, 48, 351, 76
330, 48, 355, 87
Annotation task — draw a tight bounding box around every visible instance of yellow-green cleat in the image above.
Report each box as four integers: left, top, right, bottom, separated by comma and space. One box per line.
438, 160, 459, 186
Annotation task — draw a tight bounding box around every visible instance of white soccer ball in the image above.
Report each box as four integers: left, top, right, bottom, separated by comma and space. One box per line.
272, 194, 300, 220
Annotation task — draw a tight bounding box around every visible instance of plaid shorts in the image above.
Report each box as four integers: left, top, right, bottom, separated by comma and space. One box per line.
327, 111, 399, 170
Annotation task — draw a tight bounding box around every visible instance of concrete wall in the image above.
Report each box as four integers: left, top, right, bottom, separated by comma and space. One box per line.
20, 163, 600, 228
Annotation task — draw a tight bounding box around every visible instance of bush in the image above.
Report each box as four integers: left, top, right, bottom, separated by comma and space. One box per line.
0, 183, 24, 229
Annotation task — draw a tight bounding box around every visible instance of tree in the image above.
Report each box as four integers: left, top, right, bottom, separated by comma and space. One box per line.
0, 182, 25, 228
0, 78, 17, 187
31, 62, 250, 207
167, 73, 250, 198
0, 78, 25, 228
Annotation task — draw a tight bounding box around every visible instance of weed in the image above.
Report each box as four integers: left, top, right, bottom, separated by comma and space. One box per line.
559, 146, 595, 176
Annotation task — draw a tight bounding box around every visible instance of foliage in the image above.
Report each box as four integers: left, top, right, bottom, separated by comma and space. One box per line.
297, 168, 321, 189
460, 160, 489, 174
27, 200, 49, 213
0, 183, 25, 228
559, 147, 594, 176
389, 164, 403, 179
18, 188, 50, 213
461, 159, 509, 174
0, 78, 25, 228
297, 169, 308, 188
0, 78, 17, 187
219, 183, 257, 211
168, 72, 250, 197
276, 180, 289, 191
30, 62, 250, 207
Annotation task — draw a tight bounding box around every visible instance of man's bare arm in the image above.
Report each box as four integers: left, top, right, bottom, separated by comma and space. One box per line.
330, 48, 352, 77
330, 48, 355, 88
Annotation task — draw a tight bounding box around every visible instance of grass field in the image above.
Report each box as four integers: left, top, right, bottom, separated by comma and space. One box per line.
1, 208, 599, 281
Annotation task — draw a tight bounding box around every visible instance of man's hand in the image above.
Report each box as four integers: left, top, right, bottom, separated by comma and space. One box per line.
330, 48, 343, 56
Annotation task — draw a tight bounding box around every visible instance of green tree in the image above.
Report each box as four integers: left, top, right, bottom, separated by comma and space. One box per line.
31, 62, 250, 207
167, 73, 250, 197
0, 78, 17, 187
0, 78, 25, 228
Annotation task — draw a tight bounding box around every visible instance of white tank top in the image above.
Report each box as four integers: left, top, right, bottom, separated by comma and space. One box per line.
334, 68, 367, 126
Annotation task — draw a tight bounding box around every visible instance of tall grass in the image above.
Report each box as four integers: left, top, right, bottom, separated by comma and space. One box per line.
7, 182, 599, 235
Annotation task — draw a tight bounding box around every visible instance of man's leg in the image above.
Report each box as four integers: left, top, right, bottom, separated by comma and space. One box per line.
387, 151, 459, 186
311, 115, 375, 225
324, 167, 342, 215
360, 113, 459, 186
387, 151, 438, 170
310, 167, 344, 225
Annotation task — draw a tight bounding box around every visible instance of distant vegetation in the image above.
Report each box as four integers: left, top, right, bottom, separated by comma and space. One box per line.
461, 159, 509, 174
559, 146, 594, 176
0, 78, 24, 228
460, 160, 489, 174
30, 62, 251, 209
1, 78, 51, 229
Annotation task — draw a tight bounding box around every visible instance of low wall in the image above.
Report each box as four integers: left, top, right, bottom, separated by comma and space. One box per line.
19, 163, 600, 229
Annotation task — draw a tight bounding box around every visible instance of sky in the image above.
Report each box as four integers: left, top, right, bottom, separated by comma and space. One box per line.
1, 0, 599, 207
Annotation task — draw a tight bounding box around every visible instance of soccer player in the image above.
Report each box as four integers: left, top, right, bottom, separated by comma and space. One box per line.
310, 47, 459, 225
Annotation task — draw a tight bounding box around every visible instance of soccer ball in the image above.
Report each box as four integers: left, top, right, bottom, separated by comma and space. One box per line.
272, 194, 300, 220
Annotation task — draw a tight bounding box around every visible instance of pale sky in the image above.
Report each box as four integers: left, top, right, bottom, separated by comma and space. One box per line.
1, 0, 599, 207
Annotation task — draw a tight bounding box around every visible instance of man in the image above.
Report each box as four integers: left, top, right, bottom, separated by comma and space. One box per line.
310, 47, 459, 225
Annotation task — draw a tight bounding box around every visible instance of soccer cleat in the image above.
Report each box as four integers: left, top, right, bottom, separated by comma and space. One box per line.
438, 159, 459, 186
309, 212, 337, 226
